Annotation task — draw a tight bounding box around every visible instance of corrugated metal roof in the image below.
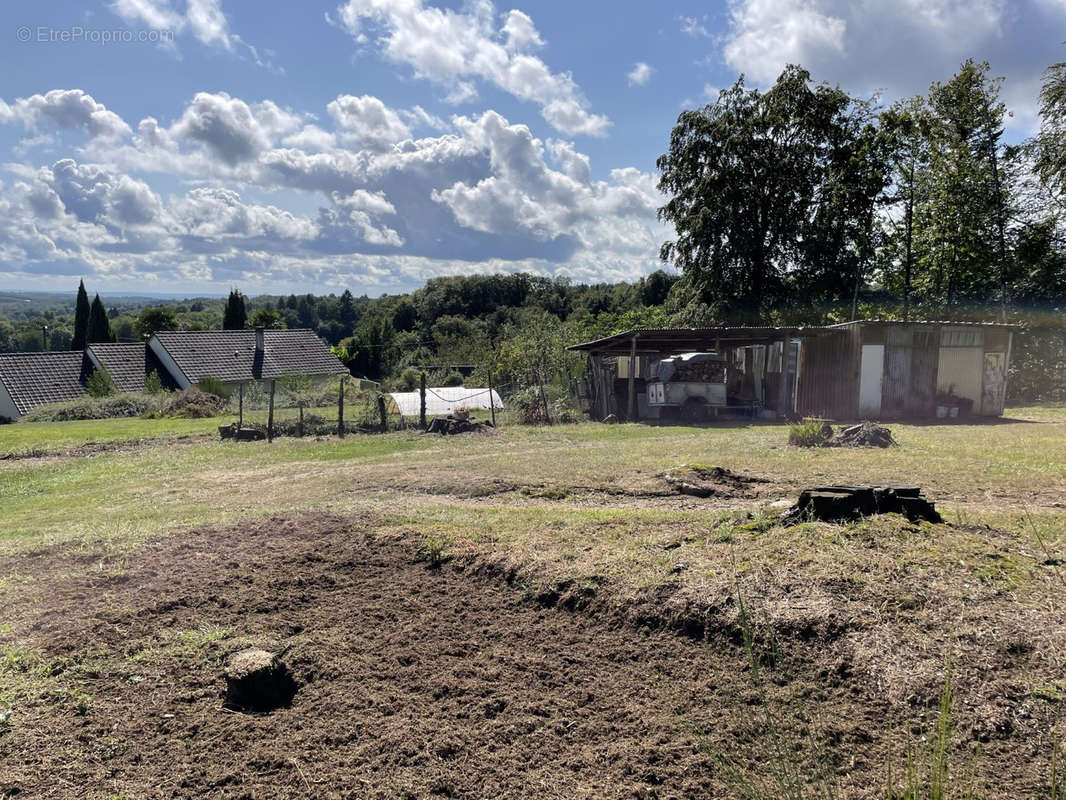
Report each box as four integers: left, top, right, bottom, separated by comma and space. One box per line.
388, 387, 503, 417
828, 320, 1020, 329
569, 326, 835, 354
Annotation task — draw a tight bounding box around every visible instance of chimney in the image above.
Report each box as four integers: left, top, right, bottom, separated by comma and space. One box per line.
254, 326, 265, 354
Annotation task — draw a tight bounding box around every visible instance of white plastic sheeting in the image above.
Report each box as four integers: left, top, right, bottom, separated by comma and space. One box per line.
387, 387, 503, 417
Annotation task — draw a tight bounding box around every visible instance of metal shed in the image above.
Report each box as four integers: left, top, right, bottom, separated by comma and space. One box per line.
570, 321, 1017, 422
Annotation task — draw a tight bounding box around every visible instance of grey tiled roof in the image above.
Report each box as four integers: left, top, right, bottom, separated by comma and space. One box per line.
86, 343, 146, 392
0, 351, 87, 415
151, 329, 348, 384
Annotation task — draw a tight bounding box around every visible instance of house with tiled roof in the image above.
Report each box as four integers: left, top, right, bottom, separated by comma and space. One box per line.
85, 343, 151, 393
148, 328, 347, 391
0, 351, 90, 422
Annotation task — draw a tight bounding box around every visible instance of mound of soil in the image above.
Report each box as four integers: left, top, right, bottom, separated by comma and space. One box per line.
660, 464, 769, 498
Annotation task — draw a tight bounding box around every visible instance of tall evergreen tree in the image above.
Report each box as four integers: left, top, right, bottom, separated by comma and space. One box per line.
71, 279, 91, 350
87, 294, 114, 344
223, 288, 247, 330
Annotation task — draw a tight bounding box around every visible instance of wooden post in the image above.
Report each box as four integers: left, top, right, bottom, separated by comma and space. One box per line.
238, 383, 244, 428
377, 394, 387, 432
338, 377, 345, 438
488, 366, 497, 427
419, 372, 427, 429
627, 336, 637, 422
267, 379, 276, 443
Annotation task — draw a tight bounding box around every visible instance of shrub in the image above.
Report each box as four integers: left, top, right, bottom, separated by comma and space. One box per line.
396, 366, 421, 392
196, 376, 230, 400
144, 370, 167, 395
788, 418, 833, 447
165, 388, 227, 418
85, 366, 117, 398
418, 535, 449, 567
21, 393, 167, 422
441, 370, 465, 387
509, 385, 579, 425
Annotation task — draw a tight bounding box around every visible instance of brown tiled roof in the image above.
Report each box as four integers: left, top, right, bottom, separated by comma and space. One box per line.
0, 351, 88, 416
86, 343, 146, 392
151, 329, 348, 384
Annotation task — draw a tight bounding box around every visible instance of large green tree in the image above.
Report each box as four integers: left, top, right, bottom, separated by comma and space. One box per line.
1035, 57, 1066, 209
656, 65, 890, 320
71, 279, 91, 350
87, 294, 114, 344
222, 289, 247, 330
135, 307, 179, 338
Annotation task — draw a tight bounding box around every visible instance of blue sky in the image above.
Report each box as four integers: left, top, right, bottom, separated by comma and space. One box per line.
0, 0, 1063, 295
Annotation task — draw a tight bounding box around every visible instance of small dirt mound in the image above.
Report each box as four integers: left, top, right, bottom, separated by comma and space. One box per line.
425, 415, 494, 435
660, 465, 769, 498
832, 422, 896, 448
223, 648, 298, 712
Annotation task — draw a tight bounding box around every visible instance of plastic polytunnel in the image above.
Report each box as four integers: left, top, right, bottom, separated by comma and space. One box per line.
386, 387, 503, 417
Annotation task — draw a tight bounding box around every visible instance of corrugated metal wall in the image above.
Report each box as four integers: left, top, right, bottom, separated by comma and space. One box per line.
796, 328, 856, 418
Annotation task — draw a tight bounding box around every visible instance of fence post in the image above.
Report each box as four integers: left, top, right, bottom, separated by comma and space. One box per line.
238, 383, 244, 428
419, 372, 427, 429
377, 393, 388, 432
267, 379, 276, 443
488, 366, 497, 427
338, 377, 345, 438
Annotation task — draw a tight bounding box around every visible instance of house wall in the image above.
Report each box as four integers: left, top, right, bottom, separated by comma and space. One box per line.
148, 337, 191, 390
0, 381, 20, 422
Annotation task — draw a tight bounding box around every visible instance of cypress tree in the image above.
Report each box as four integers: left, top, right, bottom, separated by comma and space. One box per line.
87, 294, 114, 344
71, 279, 90, 350
223, 288, 247, 330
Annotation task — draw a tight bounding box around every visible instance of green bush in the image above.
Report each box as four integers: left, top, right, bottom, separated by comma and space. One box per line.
788, 418, 833, 447
144, 370, 167, 395
441, 370, 465, 387
85, 366, 117, 398
196, 376, 230, 400
396, 366, 421, 392
21, 393, 168, 422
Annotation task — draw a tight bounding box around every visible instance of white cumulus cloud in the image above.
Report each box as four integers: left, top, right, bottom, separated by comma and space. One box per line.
334, 0, 610, 137
628, 62, 653, 87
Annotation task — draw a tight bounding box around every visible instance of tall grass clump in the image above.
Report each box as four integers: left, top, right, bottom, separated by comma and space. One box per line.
699, 563, 838, 800
885, 664, 983, 800
788, 418, 832, 447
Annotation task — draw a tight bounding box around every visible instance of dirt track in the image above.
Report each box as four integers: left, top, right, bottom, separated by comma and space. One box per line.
1, 515, 732, 799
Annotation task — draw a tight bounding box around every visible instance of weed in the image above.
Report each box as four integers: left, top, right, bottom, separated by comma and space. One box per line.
698, 557, 837, 799
419, 535, 449, 568
788, 418, 832, 447
885, 664, 984, 800
520, 486, 570, 500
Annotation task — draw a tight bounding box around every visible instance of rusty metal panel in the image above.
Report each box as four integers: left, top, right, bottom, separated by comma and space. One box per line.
796, 331, 855, 418
907, 328, 939, 415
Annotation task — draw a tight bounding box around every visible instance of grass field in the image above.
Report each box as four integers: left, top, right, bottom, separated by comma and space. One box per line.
1, 408, 1064, 797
